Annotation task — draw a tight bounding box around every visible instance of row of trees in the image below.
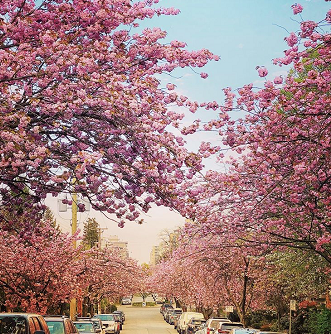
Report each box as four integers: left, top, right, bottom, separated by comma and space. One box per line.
148, 4, 331, 333
148, 228, 329, 329
0, 202, 144, 313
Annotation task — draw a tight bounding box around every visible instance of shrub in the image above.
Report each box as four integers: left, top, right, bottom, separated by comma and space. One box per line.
307, 307, 331, 334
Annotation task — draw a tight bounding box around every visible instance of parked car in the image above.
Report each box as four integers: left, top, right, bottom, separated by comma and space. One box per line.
195, 322, 206, 334
168, 309, 183, 325
93, 315, 116, 334
197, 317, 231, 334
164, 307, 175, 321
216, 321, 244, 333
76, 317, 104, 334
228, 329, 258, 334
44, 315, 78, 334
111, 314, 122, 332
73, 321, 100, 334
178, 312, 204, 334
90, 318, 105, 334
112, 311, 125, 324
0, 313, 50, 334
186, 317, 206, 334
121, 297, 131, 305
160, 303, 173, 315
174, 314, 181, 330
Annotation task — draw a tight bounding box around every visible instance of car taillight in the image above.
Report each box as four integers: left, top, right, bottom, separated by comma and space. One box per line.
207, 328, 210, 334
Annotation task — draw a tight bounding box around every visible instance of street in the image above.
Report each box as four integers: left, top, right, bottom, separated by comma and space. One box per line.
118, 305, 177, 334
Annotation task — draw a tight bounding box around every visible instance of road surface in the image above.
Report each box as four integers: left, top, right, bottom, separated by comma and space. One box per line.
117, 304, 177, 334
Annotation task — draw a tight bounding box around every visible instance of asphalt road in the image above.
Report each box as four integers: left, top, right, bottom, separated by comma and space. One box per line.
117, 304, 177, 334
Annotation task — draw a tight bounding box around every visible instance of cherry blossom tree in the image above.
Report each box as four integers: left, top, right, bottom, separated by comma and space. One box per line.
149, 232, 271, 324
150, 4, 331, 327
0, 221, 84, 313
0, 217, 144, 313
178, 4, 331, 264
0, 0, 219, 227
79, 246, 142, 309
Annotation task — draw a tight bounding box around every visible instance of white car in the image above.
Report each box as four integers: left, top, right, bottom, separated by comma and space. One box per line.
177, 312, 204, 334
216, 321, 244, 333
196, 317, 231, 334
93, 314, 116, 334
121, 297, 132, 305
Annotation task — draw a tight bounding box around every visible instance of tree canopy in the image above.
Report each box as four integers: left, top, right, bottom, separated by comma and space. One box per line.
0, 0, 219, 227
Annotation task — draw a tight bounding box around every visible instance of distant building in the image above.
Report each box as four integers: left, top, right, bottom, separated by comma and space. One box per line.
101, 235, 129, 257
149, 245, 161, 266
150, 229, 180, 265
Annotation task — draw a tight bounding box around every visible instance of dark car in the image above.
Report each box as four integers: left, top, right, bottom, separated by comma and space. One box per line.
44, 315, 78, 334
0, 313, 50, 334
186, 317, 206, 334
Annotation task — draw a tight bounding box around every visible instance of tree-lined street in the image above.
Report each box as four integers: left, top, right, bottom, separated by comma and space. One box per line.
119, 305, 176, 334
1, 0, 331, 333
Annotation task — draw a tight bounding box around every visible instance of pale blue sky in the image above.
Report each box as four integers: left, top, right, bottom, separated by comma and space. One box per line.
50, 1, 330, 263
137, 0, 330, 102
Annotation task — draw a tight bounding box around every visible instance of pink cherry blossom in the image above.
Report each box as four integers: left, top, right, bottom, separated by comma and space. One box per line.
166, 83, 175, 90
273, 76, 283, 84
257, 66, 268, 77
291, 3, 303, 15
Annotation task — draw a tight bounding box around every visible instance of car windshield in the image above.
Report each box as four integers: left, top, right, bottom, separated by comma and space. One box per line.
46, 321, 65, 334
74, 322, 95, 333
94, 315, 114, 322
0, 316, 27, 334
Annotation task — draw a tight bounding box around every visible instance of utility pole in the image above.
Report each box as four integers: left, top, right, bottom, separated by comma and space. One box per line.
70, 180, 77, 320
96, 226, 107, 314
